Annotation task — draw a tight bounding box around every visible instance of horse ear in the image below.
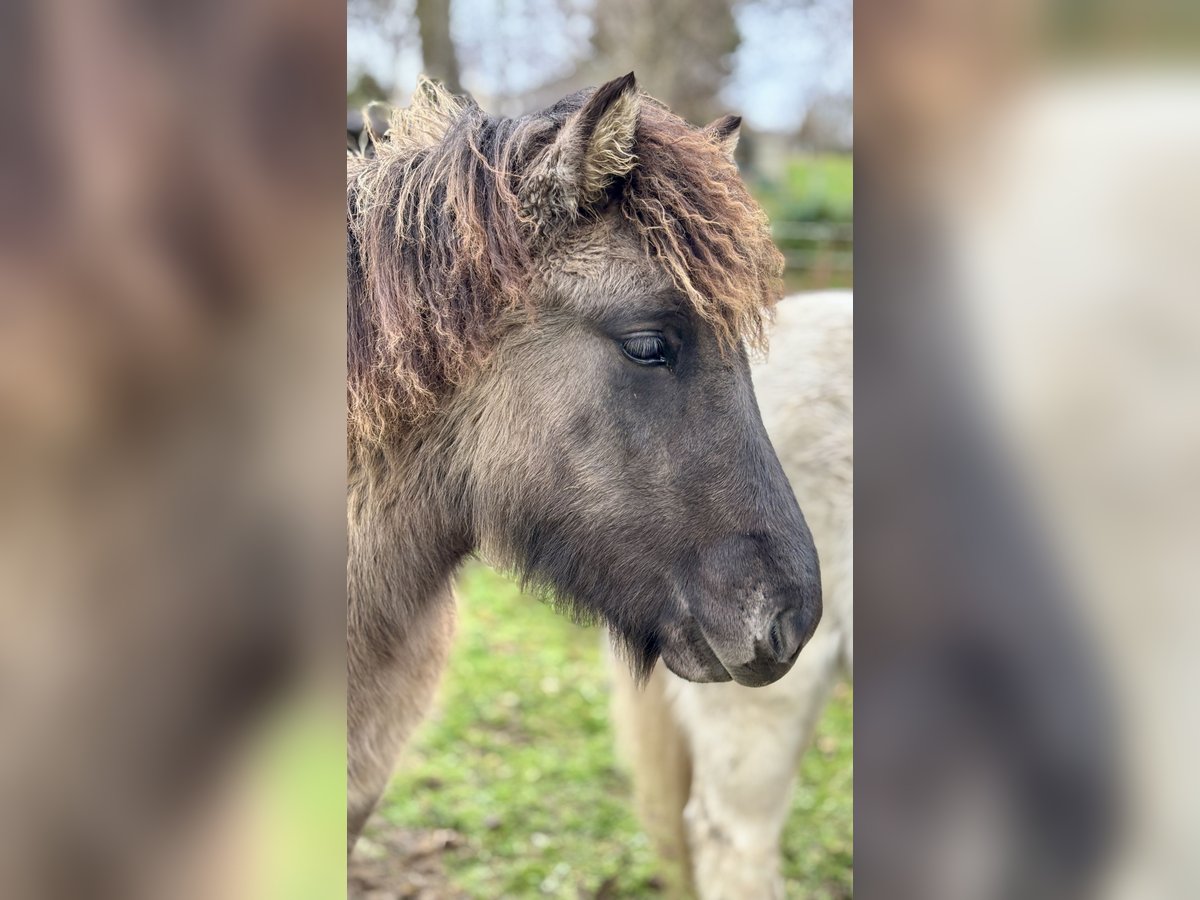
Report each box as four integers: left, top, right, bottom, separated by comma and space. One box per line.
704, 114, 741, 163
522, 72, 640, 227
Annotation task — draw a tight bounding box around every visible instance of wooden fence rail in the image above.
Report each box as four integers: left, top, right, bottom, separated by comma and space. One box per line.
770, 220, 853, 288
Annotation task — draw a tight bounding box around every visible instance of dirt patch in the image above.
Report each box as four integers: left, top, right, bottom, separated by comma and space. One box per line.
349, 825, 468, 900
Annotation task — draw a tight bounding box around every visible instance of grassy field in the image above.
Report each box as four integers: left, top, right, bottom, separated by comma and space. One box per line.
377, 562, 852, 898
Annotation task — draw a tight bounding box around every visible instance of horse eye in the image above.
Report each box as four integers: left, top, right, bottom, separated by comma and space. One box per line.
622, 334, 669, 366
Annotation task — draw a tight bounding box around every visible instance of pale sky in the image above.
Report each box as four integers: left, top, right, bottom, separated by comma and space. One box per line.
347, 0, 852, 135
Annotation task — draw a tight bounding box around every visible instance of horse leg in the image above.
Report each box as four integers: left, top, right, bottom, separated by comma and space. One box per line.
609, 646, 694, 898
674, 626, 843, 900
347, 583, 456, 852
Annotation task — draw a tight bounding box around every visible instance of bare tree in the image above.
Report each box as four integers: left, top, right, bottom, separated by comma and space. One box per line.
584, 0, 739, 124
414, 0, 461, 93
347, 0, 460, 99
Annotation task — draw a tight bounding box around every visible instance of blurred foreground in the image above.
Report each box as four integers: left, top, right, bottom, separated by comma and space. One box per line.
856, 1, 1200, 897
0, 0, 346, 897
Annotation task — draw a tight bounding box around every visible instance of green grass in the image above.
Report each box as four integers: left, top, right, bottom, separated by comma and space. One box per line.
750, 154, 853, 293
751, 154, 853, 225
381, 562, 852, 898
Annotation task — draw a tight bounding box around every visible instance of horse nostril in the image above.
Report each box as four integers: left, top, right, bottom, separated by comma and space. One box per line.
767, 608, 807, 664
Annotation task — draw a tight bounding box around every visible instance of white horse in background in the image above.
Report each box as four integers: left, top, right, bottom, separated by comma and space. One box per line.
610, 291, 853, 899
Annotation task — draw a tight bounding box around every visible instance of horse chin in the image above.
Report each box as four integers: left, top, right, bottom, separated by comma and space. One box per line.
659, 636, 733, 683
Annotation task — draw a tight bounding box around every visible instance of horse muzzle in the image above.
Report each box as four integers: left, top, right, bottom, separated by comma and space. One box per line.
659, 600, 819, 687
719, 606, 815, 686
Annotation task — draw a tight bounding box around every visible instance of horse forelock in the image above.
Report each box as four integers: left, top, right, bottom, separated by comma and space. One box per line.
347, 82, 783, 442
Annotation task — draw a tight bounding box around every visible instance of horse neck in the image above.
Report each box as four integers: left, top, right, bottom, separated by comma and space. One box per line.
348, 429, 471, 619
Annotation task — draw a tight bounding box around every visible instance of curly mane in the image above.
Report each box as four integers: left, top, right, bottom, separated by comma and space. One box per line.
347, 76, 783, 441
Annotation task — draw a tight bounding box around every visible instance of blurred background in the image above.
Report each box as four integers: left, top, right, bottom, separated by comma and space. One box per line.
347, 2, 853, 897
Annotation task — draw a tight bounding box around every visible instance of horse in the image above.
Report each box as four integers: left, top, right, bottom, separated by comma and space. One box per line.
346, 73, 824, 851
610, 291, 853, 899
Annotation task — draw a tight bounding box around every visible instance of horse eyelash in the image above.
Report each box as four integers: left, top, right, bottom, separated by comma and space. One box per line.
622, 334, 669, 365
